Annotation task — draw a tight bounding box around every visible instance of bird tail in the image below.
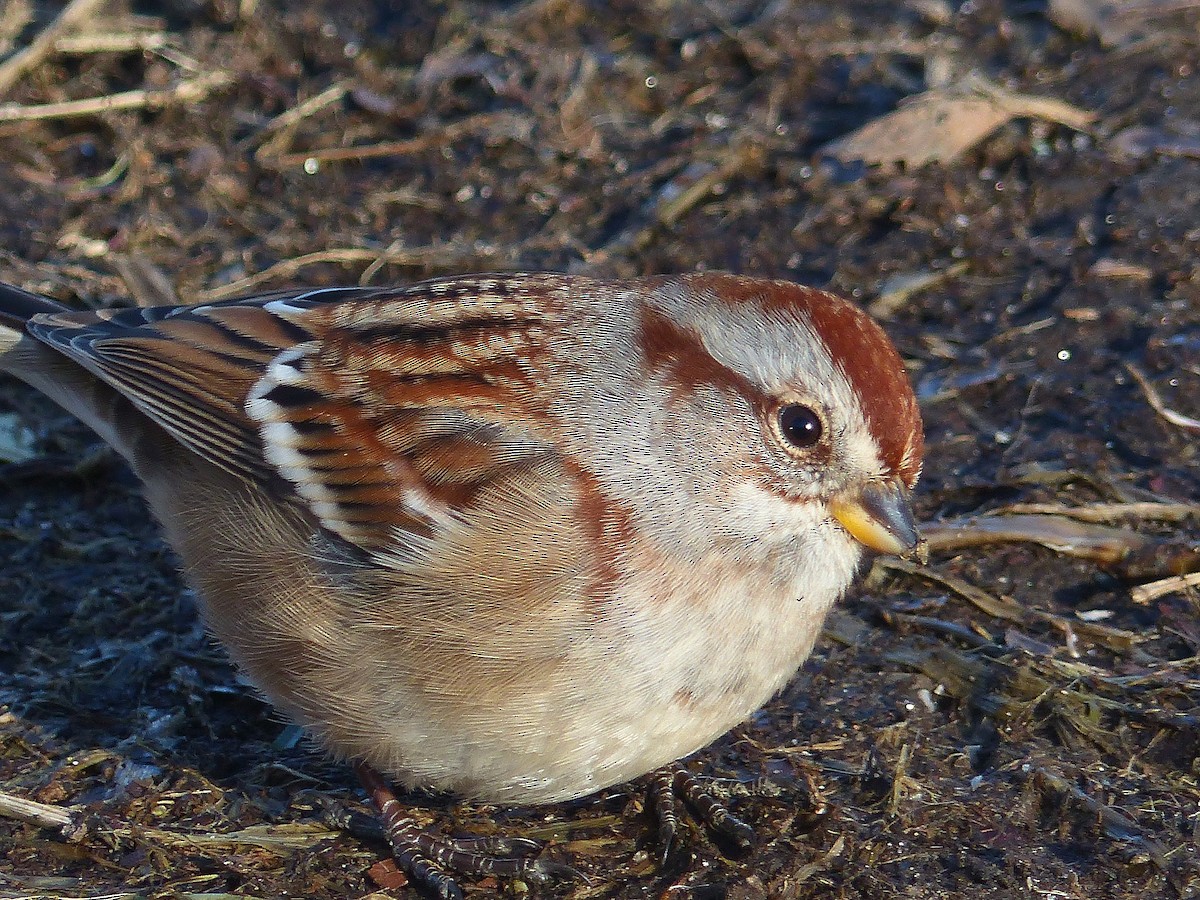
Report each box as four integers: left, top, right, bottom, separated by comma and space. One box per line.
0, 282, 70, 352
0, 282, 140, 458
0, 282, 69, 321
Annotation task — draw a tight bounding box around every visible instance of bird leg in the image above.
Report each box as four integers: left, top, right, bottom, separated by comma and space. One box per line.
647, 764, 787, 859
354, 763, 555, 900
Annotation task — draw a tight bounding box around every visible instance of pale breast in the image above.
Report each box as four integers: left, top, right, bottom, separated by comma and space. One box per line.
348, 532, 860, 805
148, 453, 862, 806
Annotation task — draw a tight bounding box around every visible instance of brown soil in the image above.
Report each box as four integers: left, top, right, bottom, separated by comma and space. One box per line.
0, 1, 1197, 898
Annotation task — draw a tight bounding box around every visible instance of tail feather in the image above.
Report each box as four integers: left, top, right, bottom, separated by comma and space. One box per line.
0, 282, 70, 331
0, 281, 148, 461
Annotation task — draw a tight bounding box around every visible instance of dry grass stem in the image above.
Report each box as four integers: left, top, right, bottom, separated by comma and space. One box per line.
880, 558, 1141, 651
261, 110, 532, 168
870, 262, 969, 317
590, 143, 762, 263
53, 31, 170, 56
0, 789, 74, 830
1131, 571, 1200, 604
921, 514, 1151, 565
122, 821, 341, 851
252, 80, 352, 158
1124, 362, 1200, 433
1031, 767, 1171, 868
992, 501, 1200, 523
0, 2, 35, 58
0, 786, 340, 852
0, 71, 233, 123
0, 3, 1196, 895
880, 558, 1031, 624
195, 245, 493, 301
0, 0, 111, 96
971, 75, 1098, 130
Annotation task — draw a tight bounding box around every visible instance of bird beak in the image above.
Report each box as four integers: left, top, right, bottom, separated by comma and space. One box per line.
830, 480, 923, 558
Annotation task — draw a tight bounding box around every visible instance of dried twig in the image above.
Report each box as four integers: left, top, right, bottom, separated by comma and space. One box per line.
991, 501, 1200, 524
1131, 571, 1200, 604
0, 0, 111, 96
0, 70, 233, 123
1124, 362, 1200, 433
194, 245, 491, 301
251, 79, 352, 158
0, 788, 74, 830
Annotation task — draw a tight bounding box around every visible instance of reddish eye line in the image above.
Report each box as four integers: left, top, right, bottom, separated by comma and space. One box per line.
673, 274, 923, 487
638, 301, 836, 484
637, 304, 768, 408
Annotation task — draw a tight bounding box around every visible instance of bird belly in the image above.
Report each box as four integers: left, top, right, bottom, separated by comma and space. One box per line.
150, 465, 857, 806
348, 560, 848, 805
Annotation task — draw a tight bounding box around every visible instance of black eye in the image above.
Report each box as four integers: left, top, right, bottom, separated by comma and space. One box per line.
777, 404, 823, 449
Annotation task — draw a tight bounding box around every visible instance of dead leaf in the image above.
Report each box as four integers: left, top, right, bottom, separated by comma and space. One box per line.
1049, 0, 1200, 48
823, 77, 1095, 167
367, 858, 409, 891
824, 95, 1011, 167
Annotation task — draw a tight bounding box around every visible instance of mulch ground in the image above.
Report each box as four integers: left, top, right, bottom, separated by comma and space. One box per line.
0, 1, 1197, 898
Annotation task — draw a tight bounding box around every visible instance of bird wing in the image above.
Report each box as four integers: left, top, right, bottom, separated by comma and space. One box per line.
26, 276, 573, 555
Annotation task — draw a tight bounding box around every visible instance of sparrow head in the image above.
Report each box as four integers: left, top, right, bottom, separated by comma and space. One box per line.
579, 272, 923, 572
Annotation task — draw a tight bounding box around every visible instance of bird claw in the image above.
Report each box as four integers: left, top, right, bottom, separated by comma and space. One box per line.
645, 764, 763, 860
353, 763, 569, 897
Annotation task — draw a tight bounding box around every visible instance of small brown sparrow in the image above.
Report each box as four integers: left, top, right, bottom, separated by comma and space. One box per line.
0, 272, 922, 895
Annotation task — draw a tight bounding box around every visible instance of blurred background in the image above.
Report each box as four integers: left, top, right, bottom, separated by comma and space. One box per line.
0, 1, 1197, 897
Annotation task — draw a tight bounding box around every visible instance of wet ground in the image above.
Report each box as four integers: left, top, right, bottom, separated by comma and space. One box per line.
0, 1, 1198, 898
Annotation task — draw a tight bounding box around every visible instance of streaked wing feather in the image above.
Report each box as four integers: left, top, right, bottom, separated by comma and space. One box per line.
76, 340, 271, 480
27, 300, 322, 485
26, 276, 571, 557
246, 279, 564, 551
